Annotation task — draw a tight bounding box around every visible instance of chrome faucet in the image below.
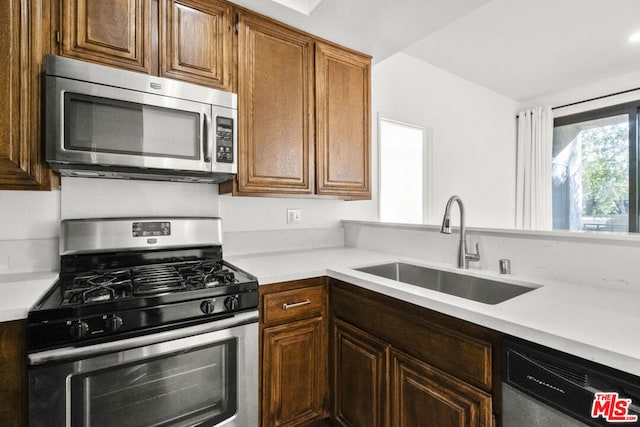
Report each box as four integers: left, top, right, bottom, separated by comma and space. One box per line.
440, 195, 480, 269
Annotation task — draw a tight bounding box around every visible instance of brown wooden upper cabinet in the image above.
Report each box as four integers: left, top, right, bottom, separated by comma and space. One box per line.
58, 0, 232, 90
0, 0, 53, 190
160, 0, 232, 89
223, 11, 372, 200
59, 0, 153, 73
0, 0, 369, 192
235, 12, 315, 196
315, 42, 371, 199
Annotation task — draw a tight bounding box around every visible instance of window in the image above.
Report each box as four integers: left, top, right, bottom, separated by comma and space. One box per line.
552, 101, 639, 232
378, 118, 427, 224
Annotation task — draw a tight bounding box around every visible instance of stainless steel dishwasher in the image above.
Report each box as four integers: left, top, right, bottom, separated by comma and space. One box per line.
502, 337, 640, 426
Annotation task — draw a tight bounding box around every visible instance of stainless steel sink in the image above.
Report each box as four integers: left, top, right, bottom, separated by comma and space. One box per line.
355, 262, 537, 304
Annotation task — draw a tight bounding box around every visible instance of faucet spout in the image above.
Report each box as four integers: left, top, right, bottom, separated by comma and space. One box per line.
440, 195, 480, 269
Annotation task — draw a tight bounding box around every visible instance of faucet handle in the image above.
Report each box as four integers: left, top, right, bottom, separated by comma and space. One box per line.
466, 242, 480, 262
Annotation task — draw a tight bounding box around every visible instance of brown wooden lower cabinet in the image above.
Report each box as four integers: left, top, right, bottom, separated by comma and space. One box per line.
329, 279, 502, 427
0, 320, 28, 427
391, 349, 492, 427
331, 318, 493, 427
263, 317, 326, 426
260, 278, 328, 427
333, 319, 388, 427
258, 276, 502, 427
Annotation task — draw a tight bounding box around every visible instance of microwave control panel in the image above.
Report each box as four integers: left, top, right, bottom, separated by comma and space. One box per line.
216, 117, 234, 163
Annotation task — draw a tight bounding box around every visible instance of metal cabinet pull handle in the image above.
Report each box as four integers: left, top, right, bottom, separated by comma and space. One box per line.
282, 299, 311, 310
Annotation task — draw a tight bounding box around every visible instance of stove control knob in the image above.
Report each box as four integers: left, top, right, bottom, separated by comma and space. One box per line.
69, 320, 90, 339
200, 299, 215, 314
224, 295, 239, 311
105, 314, 123, 332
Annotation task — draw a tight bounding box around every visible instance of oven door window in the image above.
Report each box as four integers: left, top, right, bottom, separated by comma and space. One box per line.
64, 92, 200, 159
70, 339, 237, 427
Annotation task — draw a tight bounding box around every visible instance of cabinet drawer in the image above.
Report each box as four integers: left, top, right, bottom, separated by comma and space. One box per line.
263, 285, 325, 325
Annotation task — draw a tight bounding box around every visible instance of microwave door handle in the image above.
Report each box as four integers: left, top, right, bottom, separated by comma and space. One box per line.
203, 115, 211, 162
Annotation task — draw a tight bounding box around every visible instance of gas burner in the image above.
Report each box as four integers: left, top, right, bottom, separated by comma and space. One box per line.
178, 261, 237, 288
63, 270, 132, 305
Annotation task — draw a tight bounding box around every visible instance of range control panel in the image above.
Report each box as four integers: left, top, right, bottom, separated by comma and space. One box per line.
132, 221, 171, 237
216, 117, 234, 163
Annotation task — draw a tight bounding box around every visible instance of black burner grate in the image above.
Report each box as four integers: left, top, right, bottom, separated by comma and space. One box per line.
63, 270, 133, 305
132, 265, 186, 295
178, 260, 236, 288
59, 260, 240, 306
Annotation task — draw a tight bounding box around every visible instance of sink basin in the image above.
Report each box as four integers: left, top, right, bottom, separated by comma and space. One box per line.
355, 262, 537, 304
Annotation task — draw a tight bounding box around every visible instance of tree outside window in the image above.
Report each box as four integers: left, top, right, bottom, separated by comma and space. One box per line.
553, 103, 638, 233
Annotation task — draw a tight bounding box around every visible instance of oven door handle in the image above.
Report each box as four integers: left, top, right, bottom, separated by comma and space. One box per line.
28, 310, 258, 366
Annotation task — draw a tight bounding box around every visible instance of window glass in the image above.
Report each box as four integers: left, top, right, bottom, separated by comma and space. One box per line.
553, 114, 629, 232
379, 119, 424, 224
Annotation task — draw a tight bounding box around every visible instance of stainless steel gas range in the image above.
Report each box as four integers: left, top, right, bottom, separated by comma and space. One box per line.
27, 217, 258, 427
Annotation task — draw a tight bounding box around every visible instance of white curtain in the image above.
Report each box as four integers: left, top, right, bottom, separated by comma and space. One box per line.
515, 106, 553, 230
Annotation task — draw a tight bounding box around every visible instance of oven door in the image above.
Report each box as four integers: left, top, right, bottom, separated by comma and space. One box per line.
29, 312, 258, 427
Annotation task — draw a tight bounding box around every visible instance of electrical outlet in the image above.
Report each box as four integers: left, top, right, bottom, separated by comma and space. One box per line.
287, 209, 302, 224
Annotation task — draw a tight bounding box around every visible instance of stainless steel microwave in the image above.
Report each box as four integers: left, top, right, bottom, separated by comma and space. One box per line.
45, 55, 237, 183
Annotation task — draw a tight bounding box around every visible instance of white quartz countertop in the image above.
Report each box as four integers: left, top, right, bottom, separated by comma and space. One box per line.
0, 271, 58, 322
3, 247, 639, 378
228, 247, 640, 378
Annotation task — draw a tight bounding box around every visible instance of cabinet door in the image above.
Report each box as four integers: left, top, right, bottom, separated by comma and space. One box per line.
333, 319, 388, 427
0, 0, 52, 190
160, 0, 231, 90
263, 317, 326, 427
0, 320, 28, 427
60, 0, 152, 73
391, 349, 493, 427
236, 13, 314, 195
315, 42, 371, 199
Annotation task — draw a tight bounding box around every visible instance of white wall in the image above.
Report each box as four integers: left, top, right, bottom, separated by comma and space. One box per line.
0, 190, 60, 273
60, 177, 219, 219
219, 195, 375, 232
372, 53, 519, 229
520, 69, 640, 113
0, 190, 60, 240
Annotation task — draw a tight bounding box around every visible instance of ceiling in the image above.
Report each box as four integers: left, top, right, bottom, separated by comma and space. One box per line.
229, 0, 490, 62
231, 0, 640, 103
